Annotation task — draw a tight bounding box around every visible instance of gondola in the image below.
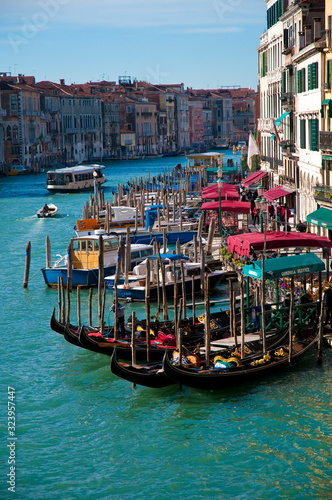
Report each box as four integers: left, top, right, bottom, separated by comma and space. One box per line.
78, 324, 178, 362
110, 327, 292, 389
162, 328, 318, 391
50, 308, 99, 335
110, 348, 174, 388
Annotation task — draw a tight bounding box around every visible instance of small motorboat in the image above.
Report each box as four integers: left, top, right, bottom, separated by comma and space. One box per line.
37, 203, 58, 218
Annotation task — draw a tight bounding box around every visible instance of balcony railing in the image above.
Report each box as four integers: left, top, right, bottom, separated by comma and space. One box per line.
314, 184, 332, 203
280, 92, 294, 106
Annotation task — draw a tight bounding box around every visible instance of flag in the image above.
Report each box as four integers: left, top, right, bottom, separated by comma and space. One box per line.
247, 131, 260, 170
272, 120, 280, 142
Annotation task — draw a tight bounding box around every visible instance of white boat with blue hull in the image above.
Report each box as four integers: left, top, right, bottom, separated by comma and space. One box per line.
46, 164, 106, 192
113, 255, 228, 301
42, 235, 153, 287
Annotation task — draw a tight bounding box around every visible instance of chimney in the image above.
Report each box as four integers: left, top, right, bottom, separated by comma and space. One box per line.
59, 79, 65, 85
304, 25, 312, 46
313, 18, 321, 41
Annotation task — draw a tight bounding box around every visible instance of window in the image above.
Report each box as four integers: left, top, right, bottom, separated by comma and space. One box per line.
10, 95, 17, 112
12, 125, 18, 140
308, 119, 318, 151
326, 60, 332, 89
307, 62, 318, 90
6, 126, 11, 140
300, 119, 306, 149
297, 68, 305, 93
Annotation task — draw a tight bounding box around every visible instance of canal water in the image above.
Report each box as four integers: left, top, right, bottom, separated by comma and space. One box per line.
1, 152, 331, 500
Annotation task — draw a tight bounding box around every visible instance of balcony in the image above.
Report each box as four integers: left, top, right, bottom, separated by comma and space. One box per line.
314, 184, 332, 203
319, 132, 332, 151
141, 112, 152, 117
280, 92, 294, 107
280, 140, 295, 153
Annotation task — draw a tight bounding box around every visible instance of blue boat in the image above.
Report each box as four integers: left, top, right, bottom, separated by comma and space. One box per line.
42, 235, 153, 287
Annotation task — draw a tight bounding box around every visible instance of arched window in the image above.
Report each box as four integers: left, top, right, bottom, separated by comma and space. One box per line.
10, 95, 17, 112
12, 125, 18, 140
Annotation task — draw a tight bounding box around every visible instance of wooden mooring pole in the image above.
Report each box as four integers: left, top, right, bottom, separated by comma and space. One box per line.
23, 241, 31, 288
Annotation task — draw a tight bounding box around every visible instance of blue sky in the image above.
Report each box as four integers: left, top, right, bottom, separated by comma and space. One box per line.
1, 0, 266, 89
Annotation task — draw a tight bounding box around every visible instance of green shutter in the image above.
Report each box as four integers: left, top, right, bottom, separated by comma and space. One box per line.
312, 62, 317, 89
302, 68, 306, 92
311, 119, 318, 151
281, 71, 286, 93
308, 64, 312, 90
300, 119, 306, 149
328, 101, 332, 119
327, 60, 332, 88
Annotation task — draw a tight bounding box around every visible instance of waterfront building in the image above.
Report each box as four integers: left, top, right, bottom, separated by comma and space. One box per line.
0, 83, 6, 170
313, 0, 332, 232
188, 98, 205, 148
135, 99, 158, 156
0, 74, 46, 171
36, 81, 63, 166
175, 92, 190, 152
100, 95, 120, 159
257, 1, 283, 187
231, 88, 257, 143
258, 0, 327, 227
202, 105, 213, 148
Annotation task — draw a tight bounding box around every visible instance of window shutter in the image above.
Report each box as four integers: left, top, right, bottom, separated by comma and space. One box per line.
308, 64, 312, 90
302, 68, 306, 92
311, 119, 318, 151
312, 62, 317, 89
281, 71, 286, 94
328, 101, 332, 119
300, 119, 306, 149
327, 60, 332, 88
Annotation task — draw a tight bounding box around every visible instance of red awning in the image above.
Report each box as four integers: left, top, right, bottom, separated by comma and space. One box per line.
227, 231, 332, 258
241, 171, 268, 188
201, 201, 251, 214
202, 190, 239, 201
264, 185, 295, 202
202, 182, 238, 194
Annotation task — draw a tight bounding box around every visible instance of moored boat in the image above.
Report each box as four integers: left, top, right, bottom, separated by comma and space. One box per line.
46, 164, 106, 192
110, 349, 174, 388
42, 234, 153, 287
114, 254, 228, 301
163, 328, 318, 391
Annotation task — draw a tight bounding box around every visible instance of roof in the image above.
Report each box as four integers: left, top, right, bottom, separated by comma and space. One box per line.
187, 152, 223, 159
201, 201, 251, 213
264, 185, 295, 202
202, 190, 240, 201
241, 171, 268, 188
203, 182, 238, 193
306, 207, 332, 230
148, 254, 189, 261
227, 231, 332, 258
242, 253, 325, 280
47, 164, 105, 174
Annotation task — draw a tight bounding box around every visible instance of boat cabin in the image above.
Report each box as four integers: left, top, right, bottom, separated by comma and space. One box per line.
46, 164, 105, 192
187, 152, 223, 170
72, 235, 119, 269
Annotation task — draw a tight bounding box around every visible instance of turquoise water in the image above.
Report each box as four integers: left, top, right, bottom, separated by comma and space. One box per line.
1, 153, 332, 500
